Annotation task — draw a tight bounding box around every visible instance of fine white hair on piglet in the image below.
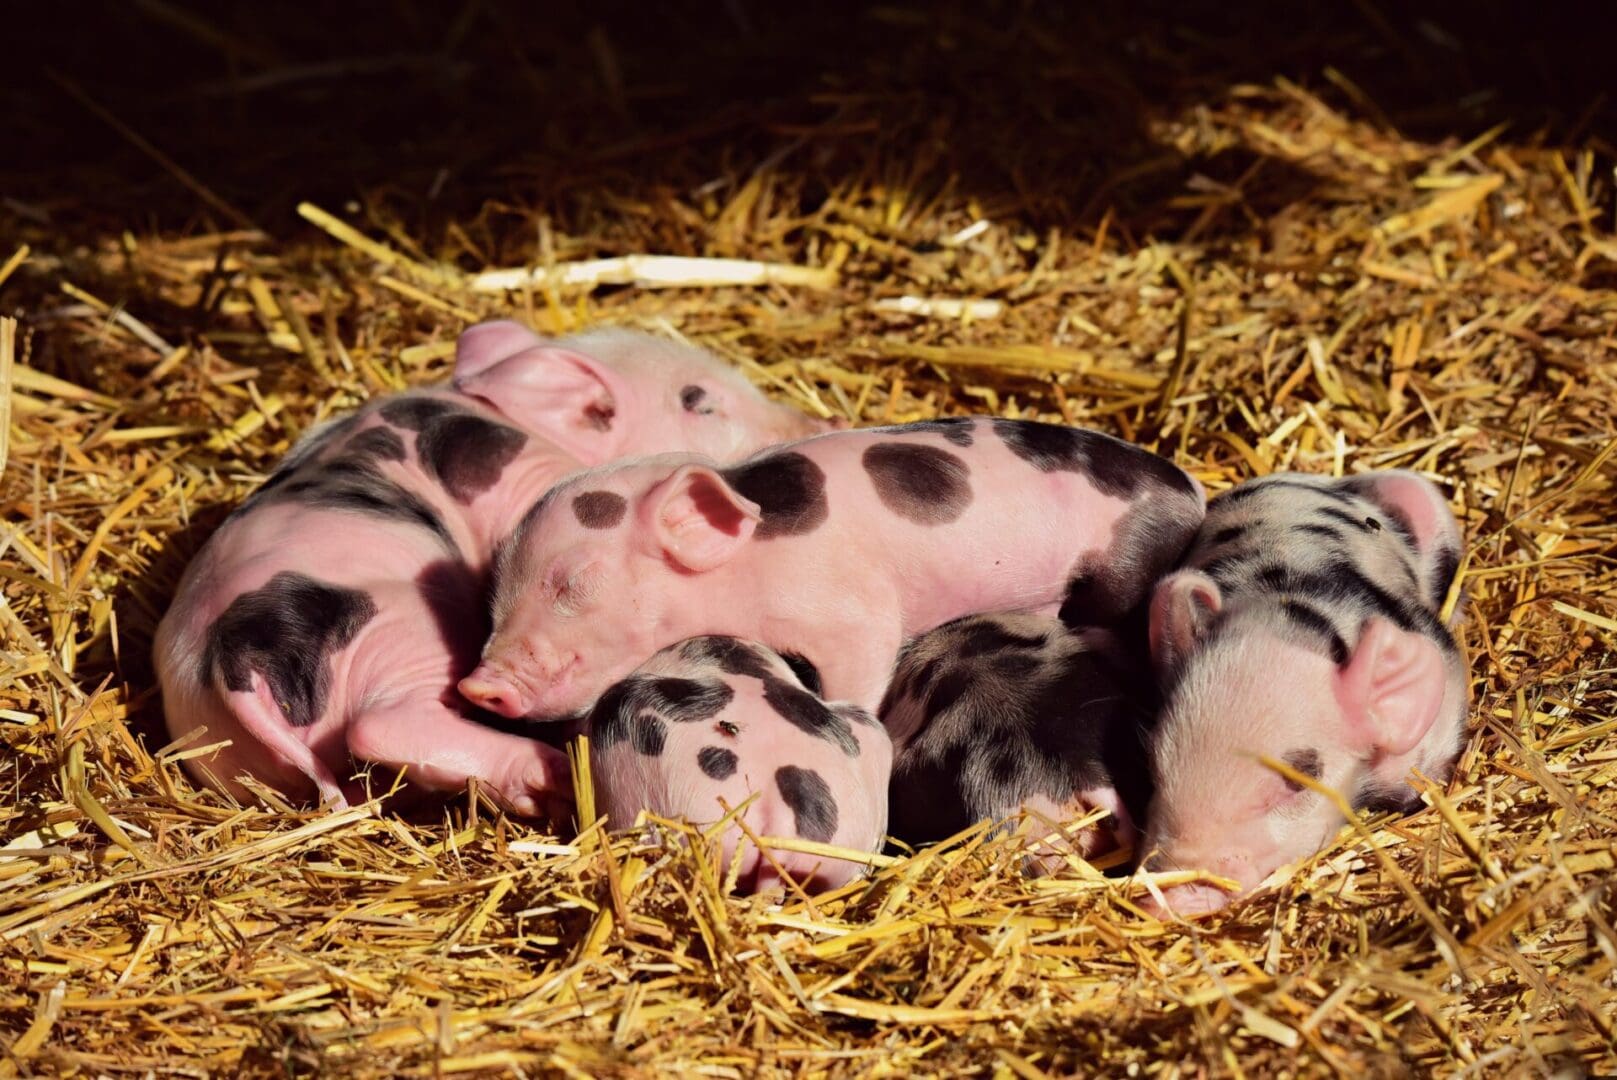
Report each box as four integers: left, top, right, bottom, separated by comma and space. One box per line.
1141, 469, 1469, 915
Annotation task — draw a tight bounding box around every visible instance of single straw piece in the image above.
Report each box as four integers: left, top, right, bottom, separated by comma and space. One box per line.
468, 254, 838, 293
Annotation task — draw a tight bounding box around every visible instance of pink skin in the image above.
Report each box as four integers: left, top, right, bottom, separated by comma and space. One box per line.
1138, 470, 1467, 918
462, 420, 1204, 728
588, 639, 892, 894
155, 321, 827, 812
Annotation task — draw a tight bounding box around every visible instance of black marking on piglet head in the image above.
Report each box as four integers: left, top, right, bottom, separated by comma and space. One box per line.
776, 765, 837, 842
722, 452, 828, 539
861, 442, 973, 525
1280, 748, 1323, 792
677, 636, 774, 680
680, 385, 715, 414
572, 490, 627, 529
204, 571, 377, 728
778, 651, 822, 695
762, 675, 860, 756
698, 745, 738, 780
587, 675, 736, 755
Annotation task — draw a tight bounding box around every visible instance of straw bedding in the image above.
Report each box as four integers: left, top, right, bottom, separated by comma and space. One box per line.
3, 7, 1615, 1076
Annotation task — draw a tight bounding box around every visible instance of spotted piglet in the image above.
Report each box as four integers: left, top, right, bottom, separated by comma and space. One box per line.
882, 613, 1152, 871
1140, 470, 1467, 915
155, 322, 826, 814
464, 417, 1205, 728
587, 637, 892, 893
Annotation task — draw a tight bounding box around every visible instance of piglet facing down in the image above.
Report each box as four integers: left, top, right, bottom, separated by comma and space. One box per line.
156, 321, 827, 813
1140, 470, 1468, 917
463, 417, 1205, 728
587, 637, 892, 893
882, 613, 1152, 871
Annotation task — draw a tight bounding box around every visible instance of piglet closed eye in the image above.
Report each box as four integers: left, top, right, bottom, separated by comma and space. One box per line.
585, 636, 893, 894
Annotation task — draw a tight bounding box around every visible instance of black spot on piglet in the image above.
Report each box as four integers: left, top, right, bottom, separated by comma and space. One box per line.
722, 452, 829, 538
588, 675, 735, 751
678, 636, 773, 680
1280, 748, 1323, 792
992, 419, 1195, 498
573, 490, 627, 529
862, 442, 973, 525
344, 425, 407, 463
698, 746, 738, 780
680, 385, 714, 414
762, 676, 860, 756
416, 414, 528, 503
205, 571, 377, 728
776, 766, 837, 841
379, 397, 459, 430
888, 417, 976, 447
779, 651, 822, 695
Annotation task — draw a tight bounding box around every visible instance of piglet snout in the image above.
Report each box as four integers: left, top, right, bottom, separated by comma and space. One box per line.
1142, 882, 1234, 919
460, 664, 537, 719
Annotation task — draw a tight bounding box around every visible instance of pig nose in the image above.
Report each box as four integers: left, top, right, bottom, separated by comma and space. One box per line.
1144, 883, 1233, 919
459, 665, 532, 719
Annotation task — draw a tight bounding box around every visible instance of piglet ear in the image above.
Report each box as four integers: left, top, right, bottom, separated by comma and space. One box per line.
453, 341, 626, 461
1342, 471, 1463, 610
644, 465, 761, 573
453, 320, 545, 380
1337, 617, 1445, 758
1148, 570, 1223, 673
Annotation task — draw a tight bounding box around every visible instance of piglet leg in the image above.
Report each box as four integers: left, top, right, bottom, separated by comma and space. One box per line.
346, 702, 574, 819
224, 674, 349, 807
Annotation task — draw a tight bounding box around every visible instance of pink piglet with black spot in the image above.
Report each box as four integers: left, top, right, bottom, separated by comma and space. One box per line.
463, 417, 1206, 731
586, 636, 892, 894
154, 322, 827, 815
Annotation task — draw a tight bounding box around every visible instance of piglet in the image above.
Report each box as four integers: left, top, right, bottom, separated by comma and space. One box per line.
587, 636, 892, 893
463, 417, 1205, 729
155, 321, 825, 814
882, 613, 1152, 871
1139, 470, 1467, 916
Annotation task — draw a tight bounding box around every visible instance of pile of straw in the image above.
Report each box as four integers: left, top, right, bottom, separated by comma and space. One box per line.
3, 14, 1615, 1075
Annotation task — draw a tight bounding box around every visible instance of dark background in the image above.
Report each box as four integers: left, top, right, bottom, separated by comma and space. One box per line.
6, 0, 1612, 251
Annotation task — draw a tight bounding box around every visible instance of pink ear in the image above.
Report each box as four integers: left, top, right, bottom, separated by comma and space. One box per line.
453, 320, 544, 380
1345, 471, 1457, 554
1336, 618, 1445, 757
1148, 570, 1223, 672
454, 344, 626, 459
643, 465, 760, 572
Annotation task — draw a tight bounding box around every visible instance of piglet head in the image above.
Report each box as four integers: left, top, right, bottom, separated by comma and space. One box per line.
460, 458, 762, 721
453, 322, 831, 465
1140, 572, 1447, 917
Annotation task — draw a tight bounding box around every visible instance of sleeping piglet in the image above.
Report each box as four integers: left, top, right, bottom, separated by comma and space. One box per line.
882, 613, 1152, 871
155, 321, 825, 814
1140, 470, 1467, 916
462, 417, 1205, 729
587, 636, 891, 893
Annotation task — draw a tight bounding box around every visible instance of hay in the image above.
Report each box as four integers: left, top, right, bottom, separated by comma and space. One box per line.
4, 13, 1617, 1078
